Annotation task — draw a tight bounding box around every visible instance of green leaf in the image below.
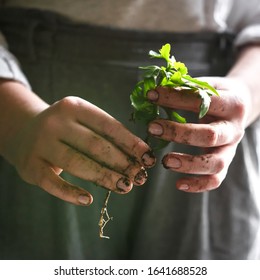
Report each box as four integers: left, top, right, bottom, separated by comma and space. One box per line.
132, 104, 159, 124
130, 93, 146, 111
143, 76, 156, 94
130, 82, 145, 110
130, 43, 219, 149
139, 65, 161, 78
159, 43, 171, 61
174, 61, 188, 75
170, 71, 183, 84
160, 76, 172, 86
198, 89, 211, 118
149, 50, 162, 59
182, 75, 219, 96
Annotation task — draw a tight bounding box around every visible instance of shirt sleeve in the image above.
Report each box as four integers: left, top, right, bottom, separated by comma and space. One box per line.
229, 0, 260, 47
0, 31, 31, 89
234, 25, 260, 47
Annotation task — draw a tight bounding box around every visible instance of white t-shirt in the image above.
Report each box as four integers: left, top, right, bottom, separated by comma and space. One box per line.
1, 0, 260, 45
1, 0, 260, 85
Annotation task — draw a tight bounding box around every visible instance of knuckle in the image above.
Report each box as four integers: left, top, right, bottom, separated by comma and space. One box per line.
192, 175, 221, 192
131, 138, 148, 157
55, 96, 82, 112
95, 172, 115, 190
214, 157, 225, 173
209, 175, 222, 189
205, 126, 218, 147
196, 175, 221, 191
234, 98, 246, 119
103, 119, 121, 135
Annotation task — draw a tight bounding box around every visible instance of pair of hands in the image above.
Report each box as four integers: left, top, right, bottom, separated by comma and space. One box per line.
7, 77, 249, 206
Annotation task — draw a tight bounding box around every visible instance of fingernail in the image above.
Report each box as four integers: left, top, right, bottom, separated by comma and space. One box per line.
141, 150, 156, 167
116, 177, 132, 193
134, 168, 148, 185
148, 122, 163, 136
166, 157, 182, 169
179, 184, 189, 190
147, 90, 159, 101
78, 194, 91, 205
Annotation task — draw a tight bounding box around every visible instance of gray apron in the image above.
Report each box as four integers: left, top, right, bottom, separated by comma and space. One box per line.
0, 8, 260, 260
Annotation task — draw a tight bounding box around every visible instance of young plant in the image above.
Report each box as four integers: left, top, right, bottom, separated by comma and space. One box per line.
130, 43, 218, 125
99, 43, 219, 239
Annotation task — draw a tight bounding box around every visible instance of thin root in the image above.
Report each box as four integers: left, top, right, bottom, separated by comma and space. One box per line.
99, 190, 113, 239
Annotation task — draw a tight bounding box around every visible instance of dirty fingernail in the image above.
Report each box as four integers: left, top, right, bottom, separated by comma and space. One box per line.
141, 150, 156, 167
78, 194, 91, 206
148, 122, 163, 136
147, 90, 159, 101
116, 178, 132, 193
166, 157, 182, 169
134, 168, 148, 185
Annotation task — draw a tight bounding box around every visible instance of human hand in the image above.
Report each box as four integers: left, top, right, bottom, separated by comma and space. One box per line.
147, 77, 250, 192
6, 96, 156, 205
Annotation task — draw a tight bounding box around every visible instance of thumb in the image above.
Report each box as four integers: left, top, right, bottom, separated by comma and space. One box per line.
36, 162, 93, 206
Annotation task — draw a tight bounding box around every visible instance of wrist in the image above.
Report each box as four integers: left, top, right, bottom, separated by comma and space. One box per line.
227, 45, 260, 126
0, 79, 48, 159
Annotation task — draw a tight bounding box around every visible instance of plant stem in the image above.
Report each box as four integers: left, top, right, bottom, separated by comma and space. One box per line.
98, 190, 113, 239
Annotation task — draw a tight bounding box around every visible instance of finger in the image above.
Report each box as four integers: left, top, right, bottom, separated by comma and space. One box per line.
162, 152, 224, 175
147, 87, 202, 113
61, 121, 147, 185
35, 161, 93, 206
191, 76, 246, 119
148, 119, 243, 147
60, 97, 156, 167
166, 145, 236, 193
176, 174, 222, 192
45, 141, 133, 194
147, 86, 245, 120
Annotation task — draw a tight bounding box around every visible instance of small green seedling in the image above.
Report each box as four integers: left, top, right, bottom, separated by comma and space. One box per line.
130, 43, 218, 125
99, 43, 219, 239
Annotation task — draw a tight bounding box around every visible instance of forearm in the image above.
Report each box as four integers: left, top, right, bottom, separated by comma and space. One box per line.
0, 79, 48, 159
227, 44, 260, 126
